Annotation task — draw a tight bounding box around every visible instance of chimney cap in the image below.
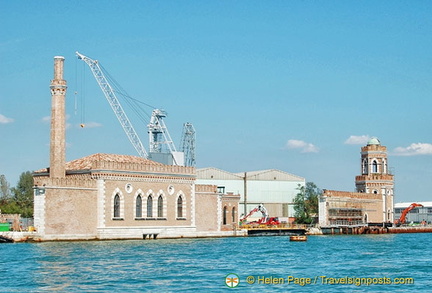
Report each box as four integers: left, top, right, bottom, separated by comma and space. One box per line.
54, 56, 65, 60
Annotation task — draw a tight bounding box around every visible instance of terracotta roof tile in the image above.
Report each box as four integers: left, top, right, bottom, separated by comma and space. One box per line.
35, 153, 163, 173
68, 153, 164, 170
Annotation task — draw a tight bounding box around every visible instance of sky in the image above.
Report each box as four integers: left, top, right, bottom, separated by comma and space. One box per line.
1, 1, 431, 203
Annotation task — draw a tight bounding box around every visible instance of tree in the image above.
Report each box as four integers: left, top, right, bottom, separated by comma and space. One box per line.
0, 174, 20, 214
0, 175, 11, 200
10, 171, 34, 218
293, 182, 321, 224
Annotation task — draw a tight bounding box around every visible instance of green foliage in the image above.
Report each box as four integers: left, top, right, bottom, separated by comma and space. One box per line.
0, 172, 34, 218
0, 175, 11, 199
293, 182, 321, 224
0, 200, 21, 215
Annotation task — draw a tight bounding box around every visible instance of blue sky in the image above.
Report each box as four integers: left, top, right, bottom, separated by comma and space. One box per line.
1, 1, 431, 202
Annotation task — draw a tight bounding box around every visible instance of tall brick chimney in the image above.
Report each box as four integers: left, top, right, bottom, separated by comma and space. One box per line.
49, 56, 67, 178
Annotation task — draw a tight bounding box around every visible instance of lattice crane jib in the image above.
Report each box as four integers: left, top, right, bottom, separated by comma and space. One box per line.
75, 51, 148, 158
148, 109, 177, 155
180, 122, 196, 167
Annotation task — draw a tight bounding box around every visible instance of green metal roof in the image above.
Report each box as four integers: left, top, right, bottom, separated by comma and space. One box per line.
367, 137, 381, 145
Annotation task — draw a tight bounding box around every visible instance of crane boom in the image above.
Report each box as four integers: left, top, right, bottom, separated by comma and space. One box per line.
76, 51, 148, 158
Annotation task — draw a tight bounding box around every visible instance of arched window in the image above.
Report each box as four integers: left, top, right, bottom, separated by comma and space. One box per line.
232, 207, 237, 223
177, 196, 183, 218
136, 195, 142, 218
223, 206, 227, 225
158, 195, 163, 218
114, 194, 120, 218
147, 195, 153, 218
372, 160, 378, 173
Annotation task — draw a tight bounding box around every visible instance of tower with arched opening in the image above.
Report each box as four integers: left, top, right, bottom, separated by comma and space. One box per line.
355, 137, 394, 222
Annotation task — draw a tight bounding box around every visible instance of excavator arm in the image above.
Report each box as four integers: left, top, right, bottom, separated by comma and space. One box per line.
397, 203, 423, 224
239, 204, 270, 225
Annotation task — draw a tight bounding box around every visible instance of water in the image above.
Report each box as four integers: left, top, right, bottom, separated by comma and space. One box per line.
0, 233, 430, 292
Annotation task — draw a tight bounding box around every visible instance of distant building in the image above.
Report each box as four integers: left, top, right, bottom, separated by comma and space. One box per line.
394, 202, 432, 224
196, 168, 305, 221
319, 138, 394, 226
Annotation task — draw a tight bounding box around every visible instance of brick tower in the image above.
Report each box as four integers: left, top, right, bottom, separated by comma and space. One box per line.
49, 56, 67, 178
355, 138, 394, 222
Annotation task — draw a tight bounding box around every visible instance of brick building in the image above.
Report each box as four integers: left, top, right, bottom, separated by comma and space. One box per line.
319, 138, 394, 226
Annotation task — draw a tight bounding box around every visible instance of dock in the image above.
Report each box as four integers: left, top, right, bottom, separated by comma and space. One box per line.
242, 225, 307, 236
320, 225, 432, 235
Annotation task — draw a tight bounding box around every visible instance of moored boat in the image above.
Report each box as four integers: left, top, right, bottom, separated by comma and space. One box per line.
0, 235, 14, 243
290, 235, 307, 241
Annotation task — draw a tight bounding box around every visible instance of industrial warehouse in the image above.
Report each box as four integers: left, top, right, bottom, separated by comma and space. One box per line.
196, 167, 305, 222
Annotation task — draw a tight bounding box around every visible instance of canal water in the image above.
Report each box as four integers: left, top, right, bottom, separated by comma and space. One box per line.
0, 233, 430, 292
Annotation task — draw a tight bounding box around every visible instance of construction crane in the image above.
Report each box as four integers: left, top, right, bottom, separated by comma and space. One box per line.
180, 122, 196, 167
148, 109, 175, 153
147, 108, 183, 165
76, 51, 194, 166
75, 51, 148, 158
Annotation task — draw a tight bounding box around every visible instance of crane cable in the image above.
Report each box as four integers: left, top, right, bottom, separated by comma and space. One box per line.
74, 57, 78, 117
100, 63, 156, 125
80, 61, 86, 128
75, 56, 158, 130
74, 59, 86, 128
73, 57, 86, 128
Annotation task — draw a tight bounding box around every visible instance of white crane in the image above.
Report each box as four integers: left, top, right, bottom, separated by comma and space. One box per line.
180, 122, 196, 167
76, 51, 148, 158
147, 108, 184, 166
76, 51, 193, 166
148, 109, 176, 153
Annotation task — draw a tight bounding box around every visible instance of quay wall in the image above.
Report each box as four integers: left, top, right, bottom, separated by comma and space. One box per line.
388, 226, 432, 233
320, 225, 432, 235
1, 230, 246, 242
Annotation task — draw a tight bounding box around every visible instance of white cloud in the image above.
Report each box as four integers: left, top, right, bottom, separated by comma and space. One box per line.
0, 114, 14, 124
393, 143, 432, 156
285, 139, 319, 153
344, 135, 370, 145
